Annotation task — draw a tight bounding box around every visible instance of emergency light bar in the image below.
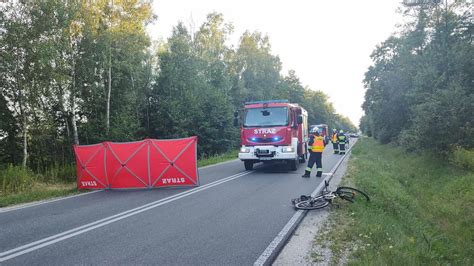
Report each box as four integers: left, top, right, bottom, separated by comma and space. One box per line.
245, 99, 289, 105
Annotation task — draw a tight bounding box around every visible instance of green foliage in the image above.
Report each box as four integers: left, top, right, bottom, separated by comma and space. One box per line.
197, 149, 238, 168
1, 2, 355, 176
362, 2, 473, 152
0, 163, 75, 196
0, 182, 77, 207
1, 165, 36, 194
332, 113, 357, 133
303, 90, 333, 126
0, 0, 155, 168
451, 147, 474, 170
1, 3, 359, 208
0, 93, 19, 164
318, 138, 473, 265
40, 163, 76, 183
232, 31, 282, 103
149, 21, 237, 156
359, 115, 372, 137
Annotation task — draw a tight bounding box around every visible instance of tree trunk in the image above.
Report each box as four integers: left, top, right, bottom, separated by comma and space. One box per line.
17, 67, 28, 168
106, 48, 111, 136
146, 95, 150, 133
22, 117, 28, 168
71, 59, 79, 145
106, 0, 114, 136
131, 75, 139, 122
71, 106, 79, 144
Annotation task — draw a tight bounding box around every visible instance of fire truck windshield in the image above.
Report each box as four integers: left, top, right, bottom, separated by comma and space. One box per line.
243, 107, 289, 127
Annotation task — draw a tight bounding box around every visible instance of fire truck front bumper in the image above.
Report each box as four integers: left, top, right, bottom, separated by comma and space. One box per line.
238, 145, 298, 161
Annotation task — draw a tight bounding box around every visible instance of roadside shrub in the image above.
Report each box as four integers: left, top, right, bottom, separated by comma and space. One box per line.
0, 165, 36, 194
451, 147, 474, 170
40, 163, 76, 183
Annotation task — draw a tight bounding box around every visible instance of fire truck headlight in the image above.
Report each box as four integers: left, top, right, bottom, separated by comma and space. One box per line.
240, 147, 250, 153
282, 146, 294, 153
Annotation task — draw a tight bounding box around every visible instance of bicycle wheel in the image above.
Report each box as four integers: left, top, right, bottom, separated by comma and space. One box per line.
335, 186, 370, 203
294, 196, 329, 210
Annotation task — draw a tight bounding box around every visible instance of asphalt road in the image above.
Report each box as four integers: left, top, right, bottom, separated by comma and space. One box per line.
0, 141, 353, 265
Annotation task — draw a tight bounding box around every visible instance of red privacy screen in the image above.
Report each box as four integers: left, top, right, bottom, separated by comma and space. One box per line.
73, 137, 199, 189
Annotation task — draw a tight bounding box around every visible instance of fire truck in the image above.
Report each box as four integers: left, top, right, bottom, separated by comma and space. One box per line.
237, 100, 308, 171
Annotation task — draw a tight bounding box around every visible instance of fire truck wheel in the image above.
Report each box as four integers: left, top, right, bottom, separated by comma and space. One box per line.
244, 161, 254, 170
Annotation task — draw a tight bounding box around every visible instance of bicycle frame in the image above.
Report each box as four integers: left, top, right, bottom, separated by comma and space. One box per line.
292, 180, 370, 210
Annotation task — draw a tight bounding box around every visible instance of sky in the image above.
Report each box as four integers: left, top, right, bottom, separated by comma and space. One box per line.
147, 0, 405, 126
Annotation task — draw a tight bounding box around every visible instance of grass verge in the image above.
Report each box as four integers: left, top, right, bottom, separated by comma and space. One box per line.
0, 150, 239, 208
0, 181, 77, 207
197, 149, 238, 168
314, 137, 473, 265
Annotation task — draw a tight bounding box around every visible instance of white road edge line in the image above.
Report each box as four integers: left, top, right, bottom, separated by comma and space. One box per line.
254, 140, 357, 266
253, 209, 305, 266
0, 159, 241, 213
0, 190, 103, 214
0, 170, 253, 262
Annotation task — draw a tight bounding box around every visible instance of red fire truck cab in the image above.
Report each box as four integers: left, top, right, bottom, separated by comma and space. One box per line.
238, 100, 308, 171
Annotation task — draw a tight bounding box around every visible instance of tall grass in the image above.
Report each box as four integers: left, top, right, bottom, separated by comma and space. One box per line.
0, 163, 76, 207
197, 149, 238, 167
0, 163, 76, 195
0, 165, 36, 194
451, 146, 474, 170
40, 163, 76, 183
318, 138, 473, 265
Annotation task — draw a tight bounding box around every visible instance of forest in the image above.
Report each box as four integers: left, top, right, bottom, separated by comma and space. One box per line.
0, 0, 356, 180
360, 1, 473, 155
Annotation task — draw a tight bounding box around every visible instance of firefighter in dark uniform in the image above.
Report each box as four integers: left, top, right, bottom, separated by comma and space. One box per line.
337, 129, 347, 155
331, 128, 339, 154
302, 128, 326, 178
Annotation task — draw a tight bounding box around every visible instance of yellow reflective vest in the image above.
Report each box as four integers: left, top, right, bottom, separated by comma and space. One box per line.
310, 135, 325, 152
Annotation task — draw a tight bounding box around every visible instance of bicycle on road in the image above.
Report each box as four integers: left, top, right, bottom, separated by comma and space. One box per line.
291, 181, 370, 210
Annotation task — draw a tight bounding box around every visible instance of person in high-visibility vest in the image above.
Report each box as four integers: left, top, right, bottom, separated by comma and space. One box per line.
302, 128, 326, 178
337, 129, 347, 155
331, 128, 339, 154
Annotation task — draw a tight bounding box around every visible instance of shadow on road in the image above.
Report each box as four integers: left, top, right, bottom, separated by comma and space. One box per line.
253, 161, 303, 174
